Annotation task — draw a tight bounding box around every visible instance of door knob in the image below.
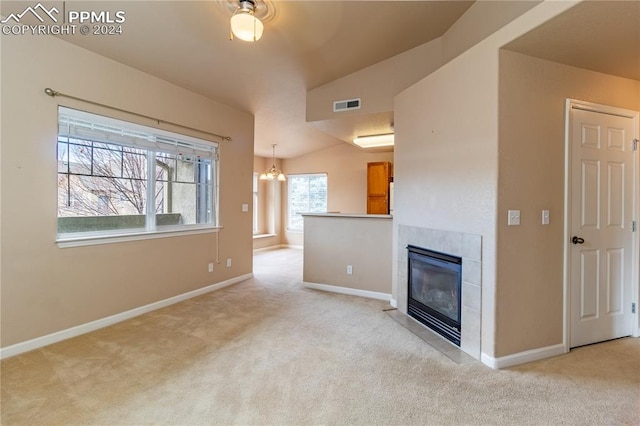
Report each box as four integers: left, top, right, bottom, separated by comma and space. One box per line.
572, 236, 585, 245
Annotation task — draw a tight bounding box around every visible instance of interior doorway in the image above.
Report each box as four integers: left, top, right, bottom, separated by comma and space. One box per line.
565, 99, 639, 349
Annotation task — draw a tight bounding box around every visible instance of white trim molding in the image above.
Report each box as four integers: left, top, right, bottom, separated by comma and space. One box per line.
303, 281, 391, 302
253, 244, 304, 253
252, 233, 277, 240
57, 226, 222, 248
481, 344, 566, 369
0, 273, 252, 360
253, 245, 284, 253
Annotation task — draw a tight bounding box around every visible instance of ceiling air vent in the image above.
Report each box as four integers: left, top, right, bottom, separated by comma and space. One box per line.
333, 98, 361, 112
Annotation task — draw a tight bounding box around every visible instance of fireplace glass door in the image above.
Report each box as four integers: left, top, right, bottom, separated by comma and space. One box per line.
407, 245, 462, 345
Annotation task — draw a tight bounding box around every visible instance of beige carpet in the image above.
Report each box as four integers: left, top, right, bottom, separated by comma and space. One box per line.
1, 248, 639, 425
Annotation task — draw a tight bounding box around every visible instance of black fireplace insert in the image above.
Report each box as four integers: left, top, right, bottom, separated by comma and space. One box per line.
407, 245, 461, 345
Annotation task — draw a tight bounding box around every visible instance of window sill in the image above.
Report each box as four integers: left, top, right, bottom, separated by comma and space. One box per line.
56, 226, 222, 248
253, 233, 277, 239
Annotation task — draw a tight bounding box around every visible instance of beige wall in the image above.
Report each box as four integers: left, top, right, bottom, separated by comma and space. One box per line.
303, 215, 392, 294
281, 143, 393, 246
393, 1, 579, 360
1, 34, 254, 348
497, 50, 640, 356
394, 41, 500, 358
306, 39, 442, 122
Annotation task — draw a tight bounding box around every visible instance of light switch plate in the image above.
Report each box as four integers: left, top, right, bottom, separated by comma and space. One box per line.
542, 210, 550, 225
242, 203, 249, 212
508, 210, 520, 226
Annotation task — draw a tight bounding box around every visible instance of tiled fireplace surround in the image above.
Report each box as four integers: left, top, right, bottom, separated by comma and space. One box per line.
397, 225, 482, 360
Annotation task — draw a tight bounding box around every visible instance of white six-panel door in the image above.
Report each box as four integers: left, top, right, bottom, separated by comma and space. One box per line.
569, 104, 637, 348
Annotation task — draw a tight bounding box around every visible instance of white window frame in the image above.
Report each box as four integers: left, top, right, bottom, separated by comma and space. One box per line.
253, 172, 259, 234
56, 106, 221, 247
287, 173, 328, 232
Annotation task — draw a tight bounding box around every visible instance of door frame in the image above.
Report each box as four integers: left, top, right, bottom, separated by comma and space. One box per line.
563, 99, 640, 353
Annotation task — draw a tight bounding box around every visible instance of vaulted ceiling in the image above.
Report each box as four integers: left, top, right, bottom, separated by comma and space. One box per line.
2, 1, 638, 158
504, 0, 640, 82
2, 0, 474, 158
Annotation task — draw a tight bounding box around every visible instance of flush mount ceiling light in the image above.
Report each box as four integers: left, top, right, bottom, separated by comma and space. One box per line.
353, 133, 395, 148
230, 0, 264, 42
260, 144, 286, 181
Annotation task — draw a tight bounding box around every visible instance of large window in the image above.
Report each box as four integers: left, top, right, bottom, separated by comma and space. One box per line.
57, 107, 218, 241
287, 173, 327, 231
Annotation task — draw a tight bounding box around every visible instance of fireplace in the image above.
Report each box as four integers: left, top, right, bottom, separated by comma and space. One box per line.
407, 245, 462, 346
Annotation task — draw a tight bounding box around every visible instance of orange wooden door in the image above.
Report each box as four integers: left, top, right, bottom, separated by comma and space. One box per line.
367, 162, 390, 214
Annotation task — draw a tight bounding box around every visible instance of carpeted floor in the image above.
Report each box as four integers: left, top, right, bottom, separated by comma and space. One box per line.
1, 248, 639, 425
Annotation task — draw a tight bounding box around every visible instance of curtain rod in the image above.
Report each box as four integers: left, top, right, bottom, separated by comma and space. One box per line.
44, 88, 232, 142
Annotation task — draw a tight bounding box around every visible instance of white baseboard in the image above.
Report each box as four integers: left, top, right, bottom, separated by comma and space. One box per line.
481, 343, 566, 369
281, 244, 303, 250
303, 281, 391, 302
390, 297, 398, 308
0, 273, 253, 360
254, 244, 303, 252
253, 245, 283, 253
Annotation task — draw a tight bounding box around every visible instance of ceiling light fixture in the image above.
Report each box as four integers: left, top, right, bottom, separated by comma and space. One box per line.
353, 133, 395, 148
260, 144, 286, 181
230, 0, 264, 42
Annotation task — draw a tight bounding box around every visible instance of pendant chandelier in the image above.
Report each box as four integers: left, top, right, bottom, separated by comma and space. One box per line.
260, 144, 285, 181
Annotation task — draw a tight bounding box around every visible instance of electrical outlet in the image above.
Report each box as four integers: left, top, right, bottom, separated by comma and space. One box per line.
226, 258, 232, 268
208, 263, 214, 273
347, 265, 353, 275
